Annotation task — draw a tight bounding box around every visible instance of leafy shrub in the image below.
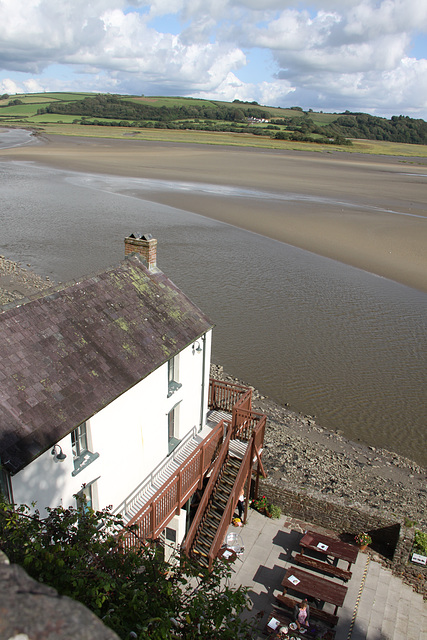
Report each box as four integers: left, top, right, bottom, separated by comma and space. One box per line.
250, 496, 281, 519
0, 499, 255, 639
414, 530, 427, 555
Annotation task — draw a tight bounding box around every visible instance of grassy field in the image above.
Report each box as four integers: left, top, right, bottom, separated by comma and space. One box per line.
23, 122, 427, 157
1, 92, 427, 158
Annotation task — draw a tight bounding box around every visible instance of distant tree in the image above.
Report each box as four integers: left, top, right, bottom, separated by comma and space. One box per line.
232, 108, 245, 122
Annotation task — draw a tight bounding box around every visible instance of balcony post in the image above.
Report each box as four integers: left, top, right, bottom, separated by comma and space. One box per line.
176, 471, 182, 514
199, 443, 206, 489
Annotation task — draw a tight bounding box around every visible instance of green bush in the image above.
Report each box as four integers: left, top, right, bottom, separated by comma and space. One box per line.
250, 497, 281, 519
267, 504, 281, 519
413, 530, 427, 555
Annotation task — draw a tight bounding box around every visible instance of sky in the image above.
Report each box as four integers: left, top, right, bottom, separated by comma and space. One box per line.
1, 0, 427, 119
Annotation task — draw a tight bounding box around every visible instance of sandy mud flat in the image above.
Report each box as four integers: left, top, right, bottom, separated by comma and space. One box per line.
1, 134, 427, 293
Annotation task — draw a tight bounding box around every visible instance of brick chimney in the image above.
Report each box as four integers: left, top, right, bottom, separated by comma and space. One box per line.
124, 233, 157, 271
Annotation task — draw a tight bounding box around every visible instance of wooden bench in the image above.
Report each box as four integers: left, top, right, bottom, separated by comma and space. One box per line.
294, 553, 352, 581
266, 607, 336, 639
276, 593, 339, 628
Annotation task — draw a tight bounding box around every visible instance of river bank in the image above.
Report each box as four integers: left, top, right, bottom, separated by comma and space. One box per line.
0, 256, 52, 306
210, 364, 427, 530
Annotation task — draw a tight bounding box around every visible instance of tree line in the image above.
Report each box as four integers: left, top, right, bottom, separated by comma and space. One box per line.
329, 112, 427, 145
38, 93, 271, 123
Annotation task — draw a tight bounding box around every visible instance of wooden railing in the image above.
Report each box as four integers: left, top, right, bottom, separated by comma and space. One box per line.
181, 421, 233, 558
119, 419, 224, 551
206, 411, 266, 569
209, 378, 252, 415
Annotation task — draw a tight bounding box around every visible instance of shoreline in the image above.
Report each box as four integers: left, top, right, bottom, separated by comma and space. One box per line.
210, 364, 427, 530
1, 134, 427, 294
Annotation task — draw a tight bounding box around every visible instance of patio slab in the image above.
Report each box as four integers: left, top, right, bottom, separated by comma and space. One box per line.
223, 509, 426, 640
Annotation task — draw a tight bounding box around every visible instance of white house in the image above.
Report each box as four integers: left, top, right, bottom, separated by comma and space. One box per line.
0, 234, 266, 566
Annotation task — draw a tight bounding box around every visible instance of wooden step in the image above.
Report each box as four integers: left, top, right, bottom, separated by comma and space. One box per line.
208, 512, 222, 525
199, 533, 214, 546
227, 460, 241, 471
192, 550, 209, 567
194, 540, 210, 554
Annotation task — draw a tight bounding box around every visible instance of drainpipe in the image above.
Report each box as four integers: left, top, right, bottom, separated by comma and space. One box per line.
199, 333, 207, 432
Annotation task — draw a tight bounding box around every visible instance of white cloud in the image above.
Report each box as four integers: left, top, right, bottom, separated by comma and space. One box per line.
0, 78, 24, 95
0, 0, 425, 118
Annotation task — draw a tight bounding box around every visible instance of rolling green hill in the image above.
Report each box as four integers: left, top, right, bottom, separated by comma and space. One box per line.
1, 92, 426, 147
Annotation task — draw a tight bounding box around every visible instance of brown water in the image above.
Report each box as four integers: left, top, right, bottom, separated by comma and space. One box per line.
1, 156, 426, 466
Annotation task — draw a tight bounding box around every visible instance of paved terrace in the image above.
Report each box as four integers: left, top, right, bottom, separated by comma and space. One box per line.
224, 509, 426, 640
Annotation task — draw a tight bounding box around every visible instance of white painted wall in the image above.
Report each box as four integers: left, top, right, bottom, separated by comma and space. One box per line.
164, 509, 188, 563
11, 330, 212, 516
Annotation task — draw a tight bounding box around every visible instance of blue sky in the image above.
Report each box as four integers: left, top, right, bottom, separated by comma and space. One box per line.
1, 0, 426, 119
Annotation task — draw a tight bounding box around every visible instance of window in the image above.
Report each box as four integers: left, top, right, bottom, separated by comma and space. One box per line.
165, 527, 177, 543
168, 357, 175, 384
0, 467, 12, 503
70, 422, 99, 476
167, 355, 182, 397
80, 483, 93, 509
76, 480, 98, 513
168, 403, 181, 454
71, 423, 88, 458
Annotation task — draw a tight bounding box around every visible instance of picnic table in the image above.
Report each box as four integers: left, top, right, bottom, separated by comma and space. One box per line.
266, 609, 335, 639
299, 531, 358, 570
281, 566, 348, 615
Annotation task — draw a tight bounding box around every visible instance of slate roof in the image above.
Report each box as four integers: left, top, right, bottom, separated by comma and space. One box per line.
0, 255, 213, 473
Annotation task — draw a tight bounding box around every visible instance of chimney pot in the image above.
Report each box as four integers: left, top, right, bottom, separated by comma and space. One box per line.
124, 233, 157, 271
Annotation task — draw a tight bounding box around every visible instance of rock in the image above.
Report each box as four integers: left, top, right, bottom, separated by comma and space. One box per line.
0, 561, 120, 640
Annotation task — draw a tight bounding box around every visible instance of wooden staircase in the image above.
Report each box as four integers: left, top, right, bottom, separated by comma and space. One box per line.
191, 455, 241, 568
118, 379, 266, 563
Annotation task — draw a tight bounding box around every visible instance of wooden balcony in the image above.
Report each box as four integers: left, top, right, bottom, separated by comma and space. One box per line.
119, 378, 266, 559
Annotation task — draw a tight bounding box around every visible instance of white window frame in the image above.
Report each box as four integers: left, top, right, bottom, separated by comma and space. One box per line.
71, 422, 89, 459
76, 479, 99, 512
168, 402, 181, 454
167, 355, 182, 397
71, 421, 99, 477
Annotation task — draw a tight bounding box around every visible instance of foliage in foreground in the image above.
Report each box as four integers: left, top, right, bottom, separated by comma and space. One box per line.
0, 499, 254, 639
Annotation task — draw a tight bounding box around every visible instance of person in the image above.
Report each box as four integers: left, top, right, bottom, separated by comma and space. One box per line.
293, 599, 310, 630
237, 492, 244, 520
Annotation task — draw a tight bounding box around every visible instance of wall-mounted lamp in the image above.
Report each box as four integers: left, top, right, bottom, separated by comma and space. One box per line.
192, 341, 202, 355
51, 444, 67, 461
